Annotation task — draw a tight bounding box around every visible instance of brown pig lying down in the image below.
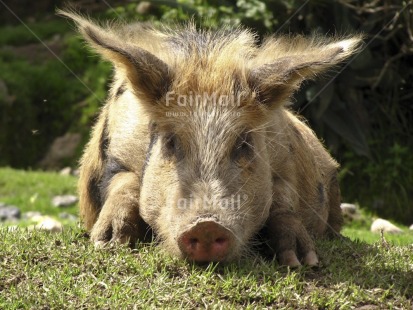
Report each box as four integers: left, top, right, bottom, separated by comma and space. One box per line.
59, 10, 362, 267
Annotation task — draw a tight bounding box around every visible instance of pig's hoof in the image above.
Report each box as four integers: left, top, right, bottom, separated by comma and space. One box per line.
93, 236, 131, 249
94, 240, 108, 249
111, 235, 132, 244
278, 250, 319, 267
278, 250, 301, 267
90, 220, 136, 248
303, 250, 319, 266
93, 235, 132, 248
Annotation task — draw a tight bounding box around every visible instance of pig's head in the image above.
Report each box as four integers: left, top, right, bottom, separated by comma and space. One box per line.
60, 10, 362, 262
138, 43, 276, 261
140, 93, 274, 263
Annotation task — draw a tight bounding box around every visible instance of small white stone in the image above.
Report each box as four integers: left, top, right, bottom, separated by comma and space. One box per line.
371, 218, 403, 234
409, 224, 413, 230
23, 211, 42, 220
0, 205, 20, 221
35, 217, 63, 233
52, 195, 78, 207
59, 212, 78, 221
59, 167, 72, 176
340, 203, 357, 215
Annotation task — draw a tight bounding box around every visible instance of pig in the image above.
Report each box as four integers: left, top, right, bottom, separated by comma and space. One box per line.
59, 10, 362, 266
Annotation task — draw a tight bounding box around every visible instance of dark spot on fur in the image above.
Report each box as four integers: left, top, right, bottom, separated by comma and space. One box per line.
272, 175, 282, 185
87, 117, 110, 209
99, 158, 127, 201
318, 182, 325, 205
99, 118, 109, 161
88, 173, 102, 209
142, 122, 159, 177
115, 82, 127, 98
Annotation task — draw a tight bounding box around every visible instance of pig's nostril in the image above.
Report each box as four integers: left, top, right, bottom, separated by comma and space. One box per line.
189, 238, 198, 245
215, 237, 227, 244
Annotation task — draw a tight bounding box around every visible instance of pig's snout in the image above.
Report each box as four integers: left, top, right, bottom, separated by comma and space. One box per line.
178, 221, 234, 263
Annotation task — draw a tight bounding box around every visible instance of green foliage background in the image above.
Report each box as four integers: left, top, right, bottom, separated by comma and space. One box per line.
0, 0, 412, 223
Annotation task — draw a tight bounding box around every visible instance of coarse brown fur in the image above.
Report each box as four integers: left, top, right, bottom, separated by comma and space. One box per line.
59, 9, 363, 266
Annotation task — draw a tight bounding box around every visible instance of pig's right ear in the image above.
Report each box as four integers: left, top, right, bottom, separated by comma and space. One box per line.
58, 10, 171, 104
249, 35, 363, 108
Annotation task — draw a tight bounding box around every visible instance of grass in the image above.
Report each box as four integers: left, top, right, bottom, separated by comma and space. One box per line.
0, 167, 78, 226
343, 227, 413, 246
0, 167, 412, 308
1, 228, 412, 309
341, 208, 413, 246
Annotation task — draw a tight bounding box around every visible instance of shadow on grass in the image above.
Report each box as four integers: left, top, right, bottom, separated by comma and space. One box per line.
313, 237, 413, 298
110, 231, 413, 300
207, 236, 413, 301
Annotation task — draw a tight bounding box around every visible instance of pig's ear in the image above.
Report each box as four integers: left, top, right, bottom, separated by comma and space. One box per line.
249, 36, 363, 107
58, 9, 171, 103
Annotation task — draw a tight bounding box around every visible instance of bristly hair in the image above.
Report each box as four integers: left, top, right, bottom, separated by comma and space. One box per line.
58, 9, 364, 125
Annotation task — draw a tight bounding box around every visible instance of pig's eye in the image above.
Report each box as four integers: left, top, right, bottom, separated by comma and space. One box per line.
163, 134, 181, 159
232, 131, 253, 161
166, 135, 176, 151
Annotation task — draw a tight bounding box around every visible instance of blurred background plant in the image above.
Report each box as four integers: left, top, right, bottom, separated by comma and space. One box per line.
0, 0, 412, 223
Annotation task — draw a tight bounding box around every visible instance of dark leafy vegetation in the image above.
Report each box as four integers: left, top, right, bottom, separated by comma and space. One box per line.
0, 25, 110, 167
0, 19, 70, 46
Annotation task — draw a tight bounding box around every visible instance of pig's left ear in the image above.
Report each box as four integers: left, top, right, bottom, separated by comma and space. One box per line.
249, 36, 363, 107
58, 9, 171, 104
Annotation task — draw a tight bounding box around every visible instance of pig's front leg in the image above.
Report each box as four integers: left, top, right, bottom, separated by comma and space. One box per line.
90, 172, 149, 246
266, 208, 319, 267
